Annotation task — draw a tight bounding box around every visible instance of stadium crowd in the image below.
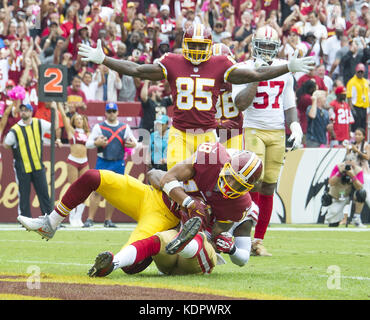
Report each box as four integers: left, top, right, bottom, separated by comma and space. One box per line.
0, 0, 369, 151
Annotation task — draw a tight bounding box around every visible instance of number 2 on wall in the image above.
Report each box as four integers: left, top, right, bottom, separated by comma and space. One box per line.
43, 68, 63, 93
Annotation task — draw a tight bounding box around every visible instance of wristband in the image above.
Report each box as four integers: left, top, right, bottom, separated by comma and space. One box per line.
162, 180, 181, 196
182, 196, 193, 208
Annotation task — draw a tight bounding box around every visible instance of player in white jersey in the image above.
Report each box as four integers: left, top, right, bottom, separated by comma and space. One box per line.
232, 25, 304, 256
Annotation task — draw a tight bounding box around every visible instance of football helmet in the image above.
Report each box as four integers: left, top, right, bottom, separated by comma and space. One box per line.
252, 25, 280, 64
182, 23, 212, 65
218, 151, 263, 199
212, 42, 234, 58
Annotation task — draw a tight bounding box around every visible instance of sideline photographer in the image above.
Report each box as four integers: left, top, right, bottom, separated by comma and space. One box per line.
322, 154, 367, 227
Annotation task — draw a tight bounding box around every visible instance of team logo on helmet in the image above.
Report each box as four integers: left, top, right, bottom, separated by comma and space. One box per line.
182, 23, 212, 65
218, 151, 263, 199
252, 25, 280, 63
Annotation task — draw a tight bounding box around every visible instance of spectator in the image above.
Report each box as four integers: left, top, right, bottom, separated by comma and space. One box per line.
346, 63, 370, 132
306, 90, 332, 147
303, 11, 328, 41
212, 20, 226, 43
297, 66, 327, 92
85, 1, 107, 43
66, 75, 88, 116
139, 80, 172, 136
146, 3, 160, 24
34, 101, 64, 145
150, 114, 169, 171
158, 4, 176, 44
4, 103, 58, 218
358, 2, 369, 28
327, 78, 344, 105
329, 86, 354, 147
328, 35, 350, 81
233, 11, 254, 44
95, 64, 122, 102
316, 64, 333, 93
80, 71, 100, 101
84, 102, 137, 228
341, 39, 364, 86
324, 154, 366, 228
322, 26, 344, 77
296, 79, 317, 135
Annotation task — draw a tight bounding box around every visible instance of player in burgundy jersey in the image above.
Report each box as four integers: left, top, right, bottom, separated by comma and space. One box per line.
18, 142, 263, 276
213, 43, 244, 149
78, 23, 314, 169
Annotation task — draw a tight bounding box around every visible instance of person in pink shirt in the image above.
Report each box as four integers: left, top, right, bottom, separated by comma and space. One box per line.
324, 154, 366, 228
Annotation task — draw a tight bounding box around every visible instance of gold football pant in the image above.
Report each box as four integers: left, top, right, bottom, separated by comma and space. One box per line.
96, 170, 179, 247
154, 230, 217, 275
243, 128, 285, 184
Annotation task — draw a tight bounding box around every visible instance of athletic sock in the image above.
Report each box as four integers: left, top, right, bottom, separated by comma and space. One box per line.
249, 191, 260, 206
49, 210, 66, 230
113, 245, 137, 270
178, 234, 203, 259
115, 236, 161, 270
254, 194, 274, 240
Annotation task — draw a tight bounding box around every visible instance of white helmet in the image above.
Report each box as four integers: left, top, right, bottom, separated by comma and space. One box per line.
252, 25, 280, 63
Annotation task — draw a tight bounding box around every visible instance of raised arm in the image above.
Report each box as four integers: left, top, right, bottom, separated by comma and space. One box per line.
78, 40, 165, 81
228, 51, 314, 84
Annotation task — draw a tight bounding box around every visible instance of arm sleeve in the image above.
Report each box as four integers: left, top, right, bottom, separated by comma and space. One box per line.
4, 130, 16, 147
230, 236, 251, 267
283, 74, 296, 110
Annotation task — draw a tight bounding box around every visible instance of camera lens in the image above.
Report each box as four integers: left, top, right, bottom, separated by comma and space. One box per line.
345, 165, 351, 170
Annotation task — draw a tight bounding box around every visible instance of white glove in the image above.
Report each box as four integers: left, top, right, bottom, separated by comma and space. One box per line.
78, 39, 106, 64
288, 121, 303, 150
287, 50, 314, 73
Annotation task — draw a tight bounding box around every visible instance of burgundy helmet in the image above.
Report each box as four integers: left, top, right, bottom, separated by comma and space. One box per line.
218, 151, 263, 199
182, 23, 212, 65
212, 42, 234, 58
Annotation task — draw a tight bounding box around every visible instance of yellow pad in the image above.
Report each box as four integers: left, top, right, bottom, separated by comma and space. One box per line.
243, 128, 285, 184
96, 170, 179, 247
166, 126, 217, 170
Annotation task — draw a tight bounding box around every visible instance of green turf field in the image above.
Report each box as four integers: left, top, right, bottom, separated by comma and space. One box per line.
0, 223, 369, 300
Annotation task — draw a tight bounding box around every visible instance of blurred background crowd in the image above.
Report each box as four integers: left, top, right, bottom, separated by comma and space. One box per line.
0, 0, 369, 149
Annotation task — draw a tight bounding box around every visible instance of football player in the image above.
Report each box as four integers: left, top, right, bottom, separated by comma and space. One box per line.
213, 43, 244, 150
17, 142, 262, 271
87, 154, 261, 278
77, 23, 314, 169
88, 200, 259, 277
232, 25, 304, 256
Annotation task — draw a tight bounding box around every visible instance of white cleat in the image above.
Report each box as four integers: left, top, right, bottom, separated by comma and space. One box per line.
17, 214, 56, 240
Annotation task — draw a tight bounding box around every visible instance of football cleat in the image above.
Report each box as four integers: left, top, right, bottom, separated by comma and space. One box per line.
17, 214, 56, 241
166, 216, 202, 255
251, 240, 272, 257
88, 251, 115, 277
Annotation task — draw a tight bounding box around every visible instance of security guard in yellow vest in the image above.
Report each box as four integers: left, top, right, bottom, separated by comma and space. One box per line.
4, 103, 59, 218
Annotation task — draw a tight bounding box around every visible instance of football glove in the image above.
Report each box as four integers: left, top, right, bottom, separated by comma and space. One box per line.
287, 50, 314, 73
288, 121, 303, 150
78, 39, 106, 64
214, 232, 236, 254
182, 197, 211, 229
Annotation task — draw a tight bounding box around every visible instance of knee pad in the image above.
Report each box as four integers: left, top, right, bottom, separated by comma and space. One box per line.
354, 189, 366, 203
